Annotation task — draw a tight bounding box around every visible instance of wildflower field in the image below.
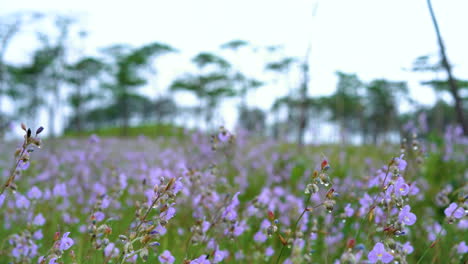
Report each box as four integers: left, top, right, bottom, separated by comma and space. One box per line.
0, 126, 466, 264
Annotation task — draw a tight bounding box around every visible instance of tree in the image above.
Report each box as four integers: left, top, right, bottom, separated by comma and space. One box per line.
297, 49, 311, 149
426, 0, 467, 135
101, 42, 175, 135
221, 39, 249, 51
171, 52, 236, 129
0, 13, 43, 135
364, 79, 408, 144
411, 55, 467, 135
65, 56, 106, 132
265, 56, 298, 140
220, 39, 263, 109
8, 46, 59, 127
237, 107, 266, 134
324, 72, 364, 144
400, 100, 457, 136
151, 96, 178, 123
37, 15, 75, 137
0, 16, 20, 133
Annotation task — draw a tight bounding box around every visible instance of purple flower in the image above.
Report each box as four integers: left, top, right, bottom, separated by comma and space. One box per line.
231, 220, 247, 237
93, 212, 105, 222
190, 255, 211, 264
89, 134, 100, 143
158, 250, 175, 263
104, 243, 119, 257
16, 195, 30, 209
458, 219, 468, 229
427, 222, 446, 241
172, 179, 183, 194
125, 254, 137, 263
27, 186, 42, 199
394, 154, 407, 171
394, 177, 409, 196
0, 194, 5, 208
344, 204, 354, 217
11, 246, 22, 259
213, 250, 228, 263
218, 131, 230, 142
202, 221, 210, 233
265, 246, 274, 257
155, 225, 167, 235
33, 213, 46, 226
49, 257, 58, 264
235, 251, 244, 260
409, 183, 420, 195
457, 241, 468, 254
53, 183, 67, 197
359, 193, 373, 213
58, 232, 74, 251
368, 242, 393, 263
398, 205, 417, 226
254, 231, 267, 243
101, 197, 111, 208
444, 203, 465, 219
33, 229, 43, 240
18, 160, 30, 170
222, 192, 240, 221
161, 206, 176, 221
403, 241, 413, 254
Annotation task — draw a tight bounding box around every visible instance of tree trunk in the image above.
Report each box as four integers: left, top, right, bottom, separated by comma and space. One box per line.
427, 0, 468, 135
0, 22, 20, 138
121, 93, 129, 136
48, 86, 60, 138
297, 56, 310, 151
76, 84, 83, 133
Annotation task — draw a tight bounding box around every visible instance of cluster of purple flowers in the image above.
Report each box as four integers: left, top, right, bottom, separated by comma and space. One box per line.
0, 125, 466, 263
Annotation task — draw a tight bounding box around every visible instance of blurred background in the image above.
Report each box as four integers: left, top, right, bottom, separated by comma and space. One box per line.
0, 0, 467, 144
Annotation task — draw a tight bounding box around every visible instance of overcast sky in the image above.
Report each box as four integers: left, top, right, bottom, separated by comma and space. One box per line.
1, 0, 467, 136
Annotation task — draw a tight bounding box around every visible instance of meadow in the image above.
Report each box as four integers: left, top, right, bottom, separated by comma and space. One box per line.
0, 125, 466, 264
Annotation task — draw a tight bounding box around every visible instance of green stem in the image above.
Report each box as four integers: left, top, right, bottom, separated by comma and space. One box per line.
275, 246, 286, 264
354, 161, 392, 242
274, 193, 321, 264
0, 143, 26, 196
416, 222, 445, 264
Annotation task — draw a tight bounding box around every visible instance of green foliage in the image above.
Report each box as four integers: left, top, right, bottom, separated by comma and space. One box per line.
290, 161, 306, 188
97, 42, 176, 134
221, 39, 249, 50
65, 56, 107, 131
6, 46, 60, 118
171, 52, 237, 126
265, 57, 297, 73
192, 52, 230, 70
238, 107, 266, 132
422, 79, 468, 94
364, 79, 408, 136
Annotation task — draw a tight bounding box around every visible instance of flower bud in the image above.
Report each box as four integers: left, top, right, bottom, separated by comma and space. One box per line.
36, 126, 44, 135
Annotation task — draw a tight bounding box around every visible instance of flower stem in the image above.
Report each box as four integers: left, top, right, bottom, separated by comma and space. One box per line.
274, 194, 323, 264
0, 143, 26, 196
416, 222, 445, 264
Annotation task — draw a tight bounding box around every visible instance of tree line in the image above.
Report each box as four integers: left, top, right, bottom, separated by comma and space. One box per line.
0, 11, 466, 146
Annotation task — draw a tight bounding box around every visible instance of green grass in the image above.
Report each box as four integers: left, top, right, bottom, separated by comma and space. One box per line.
62, 123, 188, 139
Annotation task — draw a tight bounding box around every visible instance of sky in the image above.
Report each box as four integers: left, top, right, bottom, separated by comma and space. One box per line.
1, 0, 467, 137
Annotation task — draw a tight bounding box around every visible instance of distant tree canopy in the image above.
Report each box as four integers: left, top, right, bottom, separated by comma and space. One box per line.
171, 52, 236, 128
88, 42, 175, 134
0, 14, 465, 143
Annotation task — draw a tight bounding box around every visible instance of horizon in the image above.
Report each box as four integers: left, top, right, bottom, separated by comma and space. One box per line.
1, 0, 467, 139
